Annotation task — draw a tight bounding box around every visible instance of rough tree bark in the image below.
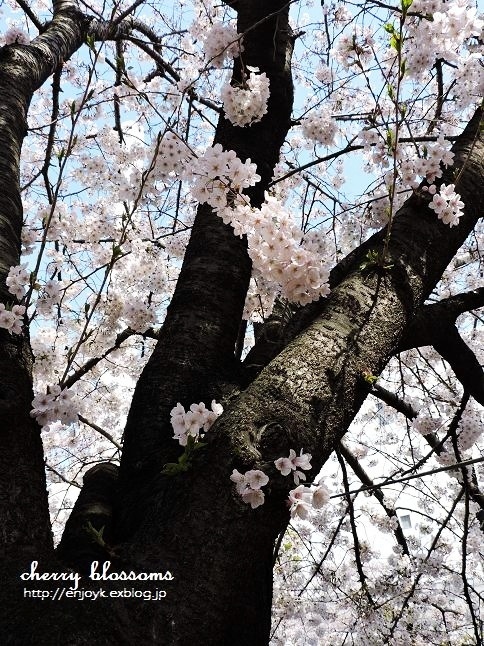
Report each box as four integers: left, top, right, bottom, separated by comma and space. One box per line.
0, 1, 483, 645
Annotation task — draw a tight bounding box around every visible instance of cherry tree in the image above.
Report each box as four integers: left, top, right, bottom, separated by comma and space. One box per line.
1, 0, 483, 643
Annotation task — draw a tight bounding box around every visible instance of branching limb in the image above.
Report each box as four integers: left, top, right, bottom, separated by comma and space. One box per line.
338, 441, 410, 556
78, 415, 122, 451
61, 327, 158, 390
15, 0, 43, 32
336, 445, 374, 607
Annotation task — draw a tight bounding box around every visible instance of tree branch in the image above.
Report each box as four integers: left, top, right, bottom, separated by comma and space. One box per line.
338, 441, 410, 556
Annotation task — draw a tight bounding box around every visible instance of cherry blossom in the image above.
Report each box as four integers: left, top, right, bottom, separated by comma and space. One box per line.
275, 448, 313, 485
170, 400, 223, 445
230, 468, 268, 508
428, 183, 465, 227
0, 303, 25, 334
221, 67, 270, 127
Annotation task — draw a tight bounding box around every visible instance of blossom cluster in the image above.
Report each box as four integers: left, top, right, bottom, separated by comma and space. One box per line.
148, 138, 331, 308
230, 448, 331, 517
456, 407, 483, 452
332, 27, 375, 69
428, 183, 465, 227
31, 386, 78, 428
405, 0, 483, 78
0, 303, 25, 335
230, 468, 268, 509
190, 143, 260, 210
151, 132, 192, 179
36, 280, 64, 316
288, 483, 331, 519
120, 298, 157, 333
230, 197, 331, 306
221, 67, 270, 127
301, 111, 339, 147
170, 400, 223, 446
6, 264, 30, 299
203, 22, 241, 68
274, 448, 312, 485
411, 412, 442, 436
3, 27, 30, 45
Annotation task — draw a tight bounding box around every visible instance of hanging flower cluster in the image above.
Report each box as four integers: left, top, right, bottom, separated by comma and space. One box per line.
30, 386, 79, 428
230, 468, 269, 509
6, 264, 30, 299
288, 483, 331, 519
301, 111, 339, 147
0, 303, 25, 335
190, 143, 260, 210
230, 197, 331, 305
148, 139, 331, 308
4, 27, 30, 45
427, 183, 465, 227
456, 406, 483, 452
203, 22, 242, 68
411, 413, 442, 436
274, 448, 313, 485
332, 27, 375, 69
230, 448, 331, 517
120, 298, 157, 333
221, 67, 270, 127
36, 280, 64, 316
170, 400, 224, 446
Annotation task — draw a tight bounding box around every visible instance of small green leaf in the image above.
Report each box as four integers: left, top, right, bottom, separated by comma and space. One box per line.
386, 129, 394, 150
84, 521, 106, 547
112, 244, 122, 259
401, 0, 413, 13
363, 372, 378, 385
390, 34, 401, 52
86, 34, 95, 52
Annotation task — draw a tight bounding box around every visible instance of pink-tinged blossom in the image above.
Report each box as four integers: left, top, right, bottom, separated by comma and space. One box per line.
293, 449, 312, 471
230, 469, 248, 495
4, 28, 30, 45
170, 400, 223, 445
301, 111, 339, 147
288, 485, 313, 519
0, 303, 25, 335
241, 488, 265, 509
231, 468, 269, 507
202, 22, 242, 69
221, 67, 270, 127
293, 470, 307, 486
275, 448, 313, 484
429, 183, 464, 227
244, 469, 269, 490
274, 449, 297, 476
312, 484, 331, 509
6, 264, 30, 299
31, 387, 78, 428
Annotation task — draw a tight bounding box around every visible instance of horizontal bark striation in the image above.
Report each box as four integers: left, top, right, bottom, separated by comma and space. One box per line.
120, 0, 295, 482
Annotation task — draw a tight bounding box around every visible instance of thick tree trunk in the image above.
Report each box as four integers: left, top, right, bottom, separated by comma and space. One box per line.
120, 0, 295, 481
